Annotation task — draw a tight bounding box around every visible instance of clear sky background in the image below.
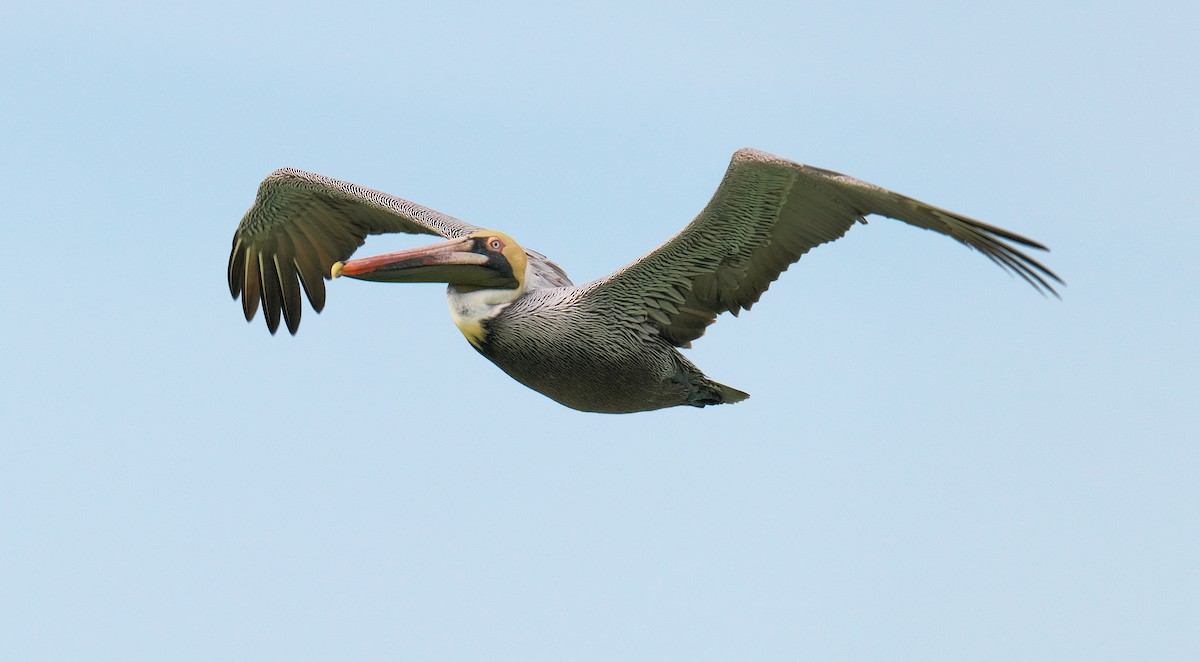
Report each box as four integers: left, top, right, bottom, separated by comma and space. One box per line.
2, 1, 1196, 660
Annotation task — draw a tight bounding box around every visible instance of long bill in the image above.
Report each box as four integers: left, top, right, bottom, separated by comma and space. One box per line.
330, 237, 517, 289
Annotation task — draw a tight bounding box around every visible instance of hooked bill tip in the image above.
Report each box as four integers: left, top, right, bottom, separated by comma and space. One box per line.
331, 261, 344, 278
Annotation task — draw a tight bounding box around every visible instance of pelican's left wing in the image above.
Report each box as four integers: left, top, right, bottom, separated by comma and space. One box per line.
227, 168, 482, 334
585, 148, 1062, 348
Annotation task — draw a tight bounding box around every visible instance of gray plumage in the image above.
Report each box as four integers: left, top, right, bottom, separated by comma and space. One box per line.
227, 148, 1061, 413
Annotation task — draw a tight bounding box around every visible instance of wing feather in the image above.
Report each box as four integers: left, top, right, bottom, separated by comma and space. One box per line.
257, 250, 282, 333
227, 237, 245, 299
289, 236, 327, 313
240, 245, 260, 322
585, 148, 1062, 347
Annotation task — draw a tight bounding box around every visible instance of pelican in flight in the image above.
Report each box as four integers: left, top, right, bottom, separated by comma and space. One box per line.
228, 148, 1060, 413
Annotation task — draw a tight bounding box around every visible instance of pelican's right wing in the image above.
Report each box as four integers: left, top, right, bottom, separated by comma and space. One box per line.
227, 168, 482, 334
585, 148, 1061, 348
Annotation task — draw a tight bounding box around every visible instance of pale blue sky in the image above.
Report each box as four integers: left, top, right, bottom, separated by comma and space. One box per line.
2, 1, 1197, 660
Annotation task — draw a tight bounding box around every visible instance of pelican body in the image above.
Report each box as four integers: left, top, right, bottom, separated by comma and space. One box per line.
227, 149, 1060, 413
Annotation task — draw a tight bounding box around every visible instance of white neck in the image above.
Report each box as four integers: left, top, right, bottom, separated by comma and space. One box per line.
446, 280, 523, 348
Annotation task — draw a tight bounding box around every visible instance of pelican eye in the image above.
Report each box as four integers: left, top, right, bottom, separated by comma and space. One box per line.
487, 237, 504, 252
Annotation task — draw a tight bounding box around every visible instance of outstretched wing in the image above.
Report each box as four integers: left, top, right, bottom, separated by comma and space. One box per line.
585, 148, 1062, 347
227, 168, 481, 334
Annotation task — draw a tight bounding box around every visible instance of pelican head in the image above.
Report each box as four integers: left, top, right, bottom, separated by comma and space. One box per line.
332, 231, 529, 348
333, 230, 528, 293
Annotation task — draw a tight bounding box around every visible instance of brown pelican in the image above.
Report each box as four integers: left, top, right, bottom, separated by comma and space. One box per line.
227, 148, 1060, 413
